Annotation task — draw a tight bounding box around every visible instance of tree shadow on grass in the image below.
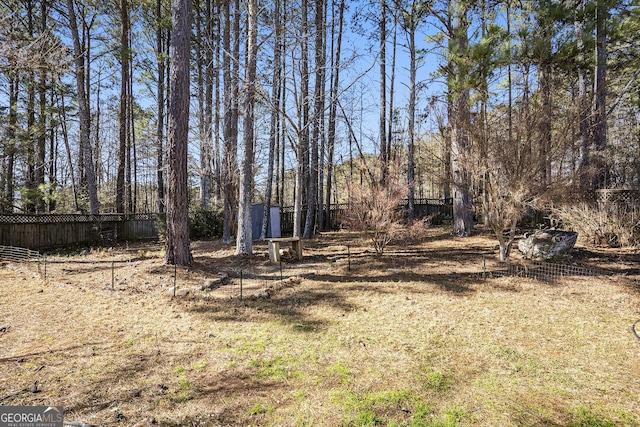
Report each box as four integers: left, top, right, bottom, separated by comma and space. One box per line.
309, 270, 478, 295
153, 370, 285, 426
184, 282, 357, 334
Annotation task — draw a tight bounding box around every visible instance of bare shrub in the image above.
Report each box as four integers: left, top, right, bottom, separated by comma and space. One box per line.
340, 171, 408, 255
398, 215, 436, 241
555, 202, 639, 247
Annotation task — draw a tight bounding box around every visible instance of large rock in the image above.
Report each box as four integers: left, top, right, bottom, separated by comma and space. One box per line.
517, 230, 578, 260
200, 272, 229, 291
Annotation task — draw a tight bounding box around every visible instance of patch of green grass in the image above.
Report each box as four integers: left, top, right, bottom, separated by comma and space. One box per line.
228, 331, 273, 354
332, 389, 467, 427
431, 406, 468, 427
346, 411, 385, 426
191, 360, 207, 372
251, 357, 290, 380
568, 407, 617, 427
328, 362, 353, 384
410, 402, 435, 427
247, 403, 274, 416
331, 388, 421, 426
330, 389, 360, 412
291, 390, 307, 401
407, 403, 469, 427
421, 367, 450, 393
167, 365, 194, 403
366, 389, 416, 408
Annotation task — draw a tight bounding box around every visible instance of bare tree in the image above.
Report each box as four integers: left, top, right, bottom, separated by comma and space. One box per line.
195, 0, 214, 210
66, 0, 99, 215
164, 0, 192, 266
379, 0, 388, 184
155, 0, 167, 213
304, 0, 327, 238
293, 0, 310, 238
235, 0, 258, 255
261, 0, 283, 240
324, 0, 345, 229
221, 0, 239, 244
395, 0, 427, 225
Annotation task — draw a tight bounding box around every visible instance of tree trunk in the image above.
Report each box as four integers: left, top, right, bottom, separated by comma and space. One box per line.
388, 12, 397, 174
324, 0, 344, 230
35, 0, 48, 213
47, 85, 57, 213
129, 79, 137, 212
203, 0, 214, 209
539, 0, 552, 187
262, 0, 282, 240
213, 2, 222, 205
222, 0, 238, 244
304, 0, 326, 238
575, 0, 589, 187
379, 0, 387, 184
58, 85, 80, 212
195, 0, 212, 210
593, 0, 608, 187
25, 0, 37, 213
195, 0, 204, 206
67, 0, 99, 215
294, 0, 310, 238
164, 0, 193, 266
278, 10, 287, 208
156, 0, 166, 213
236, 0, 257, 255
317, 0, 328, 232
36, 70, 47, 213
449, 0, 472, 236
116, 0, 130, 213
2, 77, 18, 212
407, 20, 416, 225
94, 69, 103, 190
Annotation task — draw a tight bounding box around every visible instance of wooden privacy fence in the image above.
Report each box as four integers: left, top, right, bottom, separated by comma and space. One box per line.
0, 213, 161, 249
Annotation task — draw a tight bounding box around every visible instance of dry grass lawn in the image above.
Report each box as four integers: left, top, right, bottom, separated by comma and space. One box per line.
0, 226, 639, 427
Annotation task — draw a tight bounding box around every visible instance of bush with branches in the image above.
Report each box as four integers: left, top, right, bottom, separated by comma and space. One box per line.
555, 202, 639, 247
340, 169, 408, 255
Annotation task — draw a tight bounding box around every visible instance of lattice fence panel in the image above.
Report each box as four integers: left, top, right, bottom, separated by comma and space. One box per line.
0, 213, 158, 224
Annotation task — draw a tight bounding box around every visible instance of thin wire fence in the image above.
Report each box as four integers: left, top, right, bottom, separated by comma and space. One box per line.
503, 260, 610, 282
2, 244, 615, 293
0, 245, 290, 300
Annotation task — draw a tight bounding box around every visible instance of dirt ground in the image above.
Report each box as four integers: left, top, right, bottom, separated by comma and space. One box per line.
1, 226, 639, 426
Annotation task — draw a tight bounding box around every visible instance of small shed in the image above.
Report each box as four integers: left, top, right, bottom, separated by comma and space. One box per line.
251, 204, 281, 239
